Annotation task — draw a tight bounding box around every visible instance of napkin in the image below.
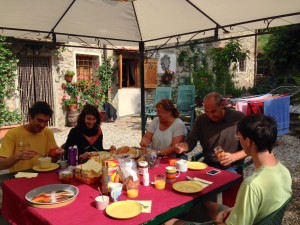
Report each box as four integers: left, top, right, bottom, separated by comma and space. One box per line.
15, 172, 38, 178
128, 200, 152, 213
193, 177, 213, 188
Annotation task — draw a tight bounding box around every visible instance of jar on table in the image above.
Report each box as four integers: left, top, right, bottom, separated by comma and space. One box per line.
138, 161, 148, 175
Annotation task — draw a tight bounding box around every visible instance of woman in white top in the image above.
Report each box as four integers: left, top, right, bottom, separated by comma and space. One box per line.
140, 99, 187, 156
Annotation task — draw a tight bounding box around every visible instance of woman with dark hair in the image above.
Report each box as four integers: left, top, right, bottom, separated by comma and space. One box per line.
64, 104, 109, 160
140, 99, 187, 156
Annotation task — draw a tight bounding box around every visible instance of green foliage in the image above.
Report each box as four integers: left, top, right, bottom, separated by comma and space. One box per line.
192, 64, 215, 99
62, 80, 104, 109
208, 40, 248, 97
178, 40, 247, 100
97, 56, 114, 103
63, 98, 77, 106
262, 24, 300, 82
77, 80, 103, 108
0, 36, 23, 126
65, 69, 75, 76
178, 42, 203, 72
249, 77, 278, 95
0, 36, 18, 102
0, 105, 24, 126
65, 82, 79, 97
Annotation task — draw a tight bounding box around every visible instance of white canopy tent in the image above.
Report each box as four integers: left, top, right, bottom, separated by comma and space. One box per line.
1, 0, 300, 133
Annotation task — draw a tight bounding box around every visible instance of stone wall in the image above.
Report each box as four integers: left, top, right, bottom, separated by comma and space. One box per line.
145, 31, 256, 104
52, 44, 106, 126
218, 31, 256, 89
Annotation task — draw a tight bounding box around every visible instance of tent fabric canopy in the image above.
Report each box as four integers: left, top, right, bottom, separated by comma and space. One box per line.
1, 0, 300, 134
1, 0, 300, 48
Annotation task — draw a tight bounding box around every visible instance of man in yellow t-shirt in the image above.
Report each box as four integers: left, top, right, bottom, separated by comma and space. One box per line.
0, 101, 63, 172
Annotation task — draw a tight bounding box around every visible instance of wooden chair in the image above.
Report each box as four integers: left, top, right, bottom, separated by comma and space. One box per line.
254, 196, 292, 225
176, 85, 196, 129
145, 87, 172, 121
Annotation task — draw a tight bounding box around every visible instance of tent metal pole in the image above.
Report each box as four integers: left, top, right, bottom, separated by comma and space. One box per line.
139, 41, 146, 136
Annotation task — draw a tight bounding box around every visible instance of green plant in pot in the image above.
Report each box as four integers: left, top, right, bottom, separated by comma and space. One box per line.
64, 69, 75, 82
0, 36, 23, 127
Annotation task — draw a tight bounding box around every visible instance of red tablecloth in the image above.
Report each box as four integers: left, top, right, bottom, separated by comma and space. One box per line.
2, 158, 241, 225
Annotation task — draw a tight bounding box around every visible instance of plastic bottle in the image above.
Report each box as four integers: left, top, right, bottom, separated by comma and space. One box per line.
143, 171, 149, 186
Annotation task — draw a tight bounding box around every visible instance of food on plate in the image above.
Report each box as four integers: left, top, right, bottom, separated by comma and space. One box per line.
110, 146, 142, 159
31, 190, 74, 203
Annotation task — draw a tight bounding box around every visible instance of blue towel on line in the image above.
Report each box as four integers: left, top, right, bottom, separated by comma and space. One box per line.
264, 96, 290, 136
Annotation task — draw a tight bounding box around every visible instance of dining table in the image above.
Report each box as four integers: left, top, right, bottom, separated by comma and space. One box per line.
1, 157, 242, 225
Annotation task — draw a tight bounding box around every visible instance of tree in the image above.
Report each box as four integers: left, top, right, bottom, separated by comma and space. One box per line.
262, 24, 300, 83
208, 40, 248, 96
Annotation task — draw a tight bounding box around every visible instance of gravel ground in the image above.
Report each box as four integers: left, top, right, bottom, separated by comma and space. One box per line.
52, 114, 300, 224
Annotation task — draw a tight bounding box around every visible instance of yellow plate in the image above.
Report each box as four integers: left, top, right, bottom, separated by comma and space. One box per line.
172, 181, 203, 194
106, 201, 142, 219
187, 162, 208, 170
32, 163, 59, 172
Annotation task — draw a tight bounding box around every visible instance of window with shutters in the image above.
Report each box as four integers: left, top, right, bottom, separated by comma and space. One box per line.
117, 51, 139, 88
116, 50, 158, 89
75, 54, 100, 81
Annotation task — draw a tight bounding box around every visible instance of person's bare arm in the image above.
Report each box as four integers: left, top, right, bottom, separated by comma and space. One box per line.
0, 150, 37, 170
140, 131, 153, 150
220, 150, 247, 167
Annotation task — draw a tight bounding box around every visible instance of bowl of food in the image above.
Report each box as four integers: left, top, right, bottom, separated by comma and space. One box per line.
25, 184, 79, 208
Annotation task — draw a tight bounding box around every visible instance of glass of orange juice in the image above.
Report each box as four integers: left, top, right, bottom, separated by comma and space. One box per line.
214, 146, 225, 161
154, 174, 166, 190
126, 184, 139, 198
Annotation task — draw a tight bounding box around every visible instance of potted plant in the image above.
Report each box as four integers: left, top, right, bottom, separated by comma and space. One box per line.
64, 69, 75, 82
0, 36, 23, 138
64, 98, 78, 111
161, 69, 174, 85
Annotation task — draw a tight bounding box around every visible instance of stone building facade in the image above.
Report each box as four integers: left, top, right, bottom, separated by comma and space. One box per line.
7, 31, 256, 127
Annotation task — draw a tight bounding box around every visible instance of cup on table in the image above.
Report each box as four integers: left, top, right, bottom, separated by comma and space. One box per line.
176, 159, 188, 173
126, 184, 139, 198
154, 174, 166, 190
169, 158, 177, 166
95, 195, 109, 210
60, 170, 73, 184
57, 160, 68, 169
108, 182, 123, 202
214, 146, 225, 161
166, 166, 180, 183
38, 157, 51, 169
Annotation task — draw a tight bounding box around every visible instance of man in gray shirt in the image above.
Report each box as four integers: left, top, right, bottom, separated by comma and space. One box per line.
175, 92, 246, 173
